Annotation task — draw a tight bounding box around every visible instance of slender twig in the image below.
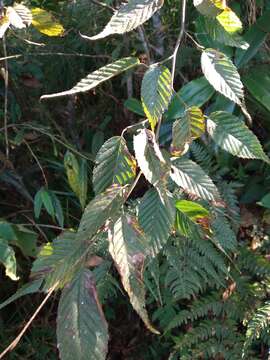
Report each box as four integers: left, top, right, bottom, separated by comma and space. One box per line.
89, 0, 115, 12
2, 35, 9, 159
125, 171, 142, 200
23, 140, 48, 187
138, 26, 151, 64
0, 282, 58, 359
171, 0, 187, 87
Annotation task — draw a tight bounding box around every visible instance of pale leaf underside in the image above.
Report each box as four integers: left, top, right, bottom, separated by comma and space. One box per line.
81, 0, 164, 40
201, 48, 244, 105
41, 57, 140, 99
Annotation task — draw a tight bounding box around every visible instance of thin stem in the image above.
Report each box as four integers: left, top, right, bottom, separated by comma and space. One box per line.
3, 35, 9, 159
138, 26, 151, 64
23, 140, 48, 187
0, 282, 58, 359
171, 0, 187, 87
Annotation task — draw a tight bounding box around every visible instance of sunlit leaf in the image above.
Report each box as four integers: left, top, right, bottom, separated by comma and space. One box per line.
207, 111, 270, 163
0, 239, 18, 281
31, 8, 64, 36
170, 157, 220, 201
216, 7, 242, 34
41, 57, 140, 99
93, 136, 136, 194
175, 200, 209, 221
193, 0, 225, 17
82, 0, 164, 40
171, 106, 205, 156
133, 128, 170, 187
141, 65, 173, 130
64, 151, 88, 208
109, 213, 159, 334
201, 48, 244, 105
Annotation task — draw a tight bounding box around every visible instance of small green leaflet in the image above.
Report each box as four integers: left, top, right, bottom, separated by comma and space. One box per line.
108, 214, 159, 334
0, 239, 18, 281
64, 151, 88, 208
138, 188, 175, 254
170, 157, 220, 201
133, 129, 170, 187
93, 136, 136, 194
175, 200, 209, 221
201, 48, 244, 105
193, 0, 225, 17
81, 0, 164, 40
171, 106, 205, 156
207, 111, 270, 163
57, 269, 108, 360
41, 57, 140, 99
216, 7, 242, 34
141, 65, 173, 130
76, 185, 126, 243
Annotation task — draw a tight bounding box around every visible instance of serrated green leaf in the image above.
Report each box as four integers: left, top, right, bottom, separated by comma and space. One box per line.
64, 151, 88, 208
124, 98, 145, 116
0, 239, 18, 281
77, 185, 126, 243
198, 15, 248, 49
201, 48, 244, 105
31, 231, 83, 290
170, 157, 220, 201
175, 200, 209, 220
57, 269, 108, 360
171, 106, 205, 156
141, 65, 173, 130
193, 0, 225, 17
216, 7, 242, 34
82, 0, 164, 40
0, 279, 43, 310
138, 188, 175, 254
31, 7, 64, 36
133, 129, 170, 187
93, 136, 136, 194
242, 67, 270, 113
207, 111, 270, 163
109, 214, 159, 334
211, 213, 237, 252
41, 57, 140, 99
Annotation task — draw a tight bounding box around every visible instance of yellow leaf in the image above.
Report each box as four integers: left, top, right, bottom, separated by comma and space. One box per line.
31, 8, 64, 37
216, 7, 242, 34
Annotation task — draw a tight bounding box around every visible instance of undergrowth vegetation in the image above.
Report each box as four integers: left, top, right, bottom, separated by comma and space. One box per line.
1, 0, 270, 359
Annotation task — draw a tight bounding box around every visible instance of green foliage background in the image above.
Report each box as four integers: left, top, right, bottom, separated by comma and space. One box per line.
1, 0, 270, 359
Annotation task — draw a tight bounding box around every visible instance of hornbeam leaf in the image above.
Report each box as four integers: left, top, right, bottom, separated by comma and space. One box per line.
31, 231, 85, 290
57, 269, 108, 360
193, 0, 225, 17
207, 111, 270, 163
138, 188, 175, 254
175, 200, 209, 221
13, 4, 32, 26
171, 106, 205, 156
109, 214, 159, 334
64, 151, 88, 208
31, 8, 64, 36
170, 157, 220, 201
77, 185, 126, 242
201, 48, 244, 105
93, 136, 136, 194
216, 7, 242, 34
0, 239, 18, 281
141, 65, 173, 130
133, 128, 170, 187
81, 0, 164, 40
198, 16, 248, 49
41, 57, 140, 99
